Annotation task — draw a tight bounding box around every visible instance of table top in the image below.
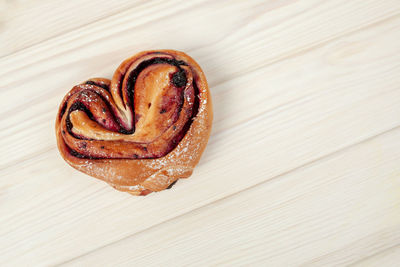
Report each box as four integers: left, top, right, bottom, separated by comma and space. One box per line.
1, 0, 400, 266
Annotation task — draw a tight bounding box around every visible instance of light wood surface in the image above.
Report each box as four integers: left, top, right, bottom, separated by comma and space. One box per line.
1, 0, 400, 266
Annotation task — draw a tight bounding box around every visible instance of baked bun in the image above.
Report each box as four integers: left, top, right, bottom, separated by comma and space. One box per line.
55, 50, 212, 195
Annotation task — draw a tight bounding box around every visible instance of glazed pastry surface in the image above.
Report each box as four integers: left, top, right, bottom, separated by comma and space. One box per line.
56, 50, 212, 195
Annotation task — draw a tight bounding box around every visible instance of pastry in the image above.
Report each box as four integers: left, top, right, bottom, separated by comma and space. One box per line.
55, 50, 212, 195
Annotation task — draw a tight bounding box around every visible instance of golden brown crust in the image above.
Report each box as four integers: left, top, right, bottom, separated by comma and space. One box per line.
55, 50, 212, 195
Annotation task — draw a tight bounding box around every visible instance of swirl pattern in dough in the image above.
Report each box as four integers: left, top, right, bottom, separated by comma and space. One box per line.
55, 50, 212, 195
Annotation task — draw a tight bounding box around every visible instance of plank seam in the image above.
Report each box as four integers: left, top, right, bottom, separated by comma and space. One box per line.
55, 124, 400, 266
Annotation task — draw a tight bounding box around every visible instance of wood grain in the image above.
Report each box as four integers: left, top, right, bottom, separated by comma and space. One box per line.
1, 0, 399, 266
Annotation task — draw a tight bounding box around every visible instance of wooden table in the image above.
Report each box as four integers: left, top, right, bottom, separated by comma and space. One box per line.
1, 0, 400, 266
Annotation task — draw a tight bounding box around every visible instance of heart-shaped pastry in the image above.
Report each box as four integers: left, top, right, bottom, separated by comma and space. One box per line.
55, 50, 212, 195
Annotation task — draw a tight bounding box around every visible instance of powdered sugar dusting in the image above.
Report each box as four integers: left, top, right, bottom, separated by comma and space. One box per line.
62, 50, 212, 194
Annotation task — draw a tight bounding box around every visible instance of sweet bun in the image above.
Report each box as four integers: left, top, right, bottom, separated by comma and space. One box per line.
55, 50, 212, 195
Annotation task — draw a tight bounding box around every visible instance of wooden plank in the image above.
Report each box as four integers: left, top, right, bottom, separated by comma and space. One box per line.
0, 0, 207, 57
0, 0, 399, 265
61, 127, 400, 266
1, 0, 399, 86
351, 246, 400, 267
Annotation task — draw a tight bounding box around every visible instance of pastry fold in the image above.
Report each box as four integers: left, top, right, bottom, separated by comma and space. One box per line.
56, 50, 212, 195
